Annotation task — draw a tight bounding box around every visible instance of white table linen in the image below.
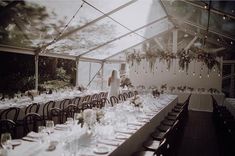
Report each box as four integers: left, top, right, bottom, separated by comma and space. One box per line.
7, 94, 178, 156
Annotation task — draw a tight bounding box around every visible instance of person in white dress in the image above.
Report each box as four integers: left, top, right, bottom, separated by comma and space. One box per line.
108, 70, 120, 98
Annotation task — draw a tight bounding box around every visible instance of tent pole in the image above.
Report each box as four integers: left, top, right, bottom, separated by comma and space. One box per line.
101, 62, 104, 90
35, 55, 39, 91
76, 58, 80, 87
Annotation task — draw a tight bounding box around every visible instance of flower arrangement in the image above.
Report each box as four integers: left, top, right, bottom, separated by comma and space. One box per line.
130, 95, 143, 107
177, 86, 187, 92
208, 88, 220, 94
187, 87, 194, 92
152, 89, 160, 98
177, 49, 193, 72
169, 86, 176, 92
76, 85, 86, 92
25, 90, 38, 101
159, 51, 176, 69
161, 84, 167, 90
126, 50, 142, 66
197, 88, 205, 92
120, 76, 133, 88
83, 109, 97, 129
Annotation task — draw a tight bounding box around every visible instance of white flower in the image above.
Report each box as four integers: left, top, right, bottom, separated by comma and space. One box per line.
83, 109, 96, 126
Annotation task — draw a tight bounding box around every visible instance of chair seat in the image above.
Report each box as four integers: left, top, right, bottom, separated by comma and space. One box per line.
168, 112, 179, 116
133, 150, 155, 156
173, 107, 182, 112
157, 124, 171, 132
151, 130, 166, 140
143, 139, 160, 151
162, 119, 175, 126
167, 115, 178, 121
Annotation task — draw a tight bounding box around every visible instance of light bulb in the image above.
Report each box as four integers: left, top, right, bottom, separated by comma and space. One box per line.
213, 67, 216, 72
199, 74, 202, 79
231, 41, 233, 45
193, 72, 195, 76
223, 15, 226, 20
204, 5, 208, 9
207, 74, 210, 78
217, 38, 220, 42
218, 73, 221, 77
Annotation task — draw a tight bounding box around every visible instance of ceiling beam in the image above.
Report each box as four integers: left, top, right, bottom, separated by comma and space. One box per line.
0, 44, 35, 55
212, 47, 226, 53
39, 0, 138, 52
103, 27, 174, 61
185, 36, 198, 51
181, 0, 235, 20
172, 29, 178, 53
170, 17, 235, 41
77, 16, 168, 57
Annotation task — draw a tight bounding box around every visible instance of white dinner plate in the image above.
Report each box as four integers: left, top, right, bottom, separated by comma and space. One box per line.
93, 146, 109, 154
10, 139, 22, 146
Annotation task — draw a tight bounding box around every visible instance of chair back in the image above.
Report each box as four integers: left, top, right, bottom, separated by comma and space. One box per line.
155, 138, 167, 156
71, 97, 81, 106
50, 108, 64, 124
25, 103, 40, 115
128, 91, 134, 98
101, 98, 110, 106
0, 107, 20, 121
0, 119, 16, 139
59, 99, 71, 110
110, 96, 119, 106
82, 95, 91, 102
81, 102, 92, 111
118, 94, 126, 101
123, 93, 129, 100
42, 101, 55, 120
23, 113, 43, 135
91, 94, 98, 101
64, 104, 79, 118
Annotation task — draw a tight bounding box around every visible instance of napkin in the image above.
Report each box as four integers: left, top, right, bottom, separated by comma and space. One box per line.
27, 131, 41, 138
98, 139, 120, 146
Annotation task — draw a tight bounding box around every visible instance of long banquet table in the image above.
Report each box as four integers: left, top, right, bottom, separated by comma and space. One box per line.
6, 94, 178, 156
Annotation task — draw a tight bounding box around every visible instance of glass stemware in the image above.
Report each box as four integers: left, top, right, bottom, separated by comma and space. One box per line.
46, 120, 54, 134
1, 133, 12, 150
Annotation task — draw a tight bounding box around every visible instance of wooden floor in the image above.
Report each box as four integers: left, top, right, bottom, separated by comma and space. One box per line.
177, 110, 221, 156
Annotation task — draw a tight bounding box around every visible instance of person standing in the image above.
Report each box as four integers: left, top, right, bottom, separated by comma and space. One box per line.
108, 70, 120, 98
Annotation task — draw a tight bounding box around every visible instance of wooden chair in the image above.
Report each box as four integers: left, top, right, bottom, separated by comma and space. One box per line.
50, 108, 64, 124
23, 113, 43, 135
128, 91, 134, 98
110, 96, 119, 106
82, 95, 91, 102
81, 102, 92, 111
64, 104, 79, 118
123, 93, 129, 100
118, 94, 126, 102
59, 99, 71, 110
91, 94, 98, 101
0, 107, 20, 122
0, 119, 16, 139
42, 101, 55, 121
71, 97, 81, 107
101, 98, 110, 106
25, 103, 40, 115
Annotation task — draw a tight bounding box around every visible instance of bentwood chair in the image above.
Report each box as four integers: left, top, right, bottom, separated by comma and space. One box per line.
0, 107, 20, 122
110, 96, 119, 106
133, 138, 167, 156
42, 101, 55, 121
50, 108, 64, 124
81, 102, 92, 111
59, 99, 71, 110
71, 97, 81, 107
118, 94, 126, 102
25, 103, 40, 115
91, 94, 98, 101
128, 91, 134, 98
123, 93, 129, 100
64, 104, 79, 118
82, 95, 91, 102
23, 113, 43, 135
0, 119, 17, 139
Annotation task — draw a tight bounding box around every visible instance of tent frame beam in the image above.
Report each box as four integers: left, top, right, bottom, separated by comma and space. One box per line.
103, 27, 174, 61
77, 16, 168, 58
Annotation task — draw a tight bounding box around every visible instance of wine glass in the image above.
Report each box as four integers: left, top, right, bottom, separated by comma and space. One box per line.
38, 126, 46, 143
46, 120, 54, 134
1, 133, 12, 150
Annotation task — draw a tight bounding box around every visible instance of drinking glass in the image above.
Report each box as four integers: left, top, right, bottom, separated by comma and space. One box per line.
1, 133, 12, 150
46, 120, 54, 134
73, 113, 80, 125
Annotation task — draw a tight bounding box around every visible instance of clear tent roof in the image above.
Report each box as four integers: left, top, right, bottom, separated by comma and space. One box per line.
0, 0, 234, 62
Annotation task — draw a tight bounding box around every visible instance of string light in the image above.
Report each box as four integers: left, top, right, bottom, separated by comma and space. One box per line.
223, 15, 227, 20
204, 4, 208, 9
218, 73, 221, 77
207, 74, 210, 78
217, 38, 220, 42
213, 67, 216, 72
193, 72, 195, 76
199, 74, 202, 79
231, 41, 233, 45
232, 10, 234, 13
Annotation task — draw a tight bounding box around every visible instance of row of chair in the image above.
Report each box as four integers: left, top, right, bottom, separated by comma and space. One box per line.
212, 96, 235, 156
0, 92, 108, 138
109, 91, 137, 106
133, 94, 191, 156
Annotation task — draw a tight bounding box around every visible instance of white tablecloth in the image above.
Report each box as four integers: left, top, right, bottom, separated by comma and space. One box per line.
171, 91, 225, 112
224, 98, 235, 117
7, 94, 178, 156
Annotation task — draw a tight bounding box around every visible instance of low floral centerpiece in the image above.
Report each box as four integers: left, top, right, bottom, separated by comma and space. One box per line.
130, 95, 143, 108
